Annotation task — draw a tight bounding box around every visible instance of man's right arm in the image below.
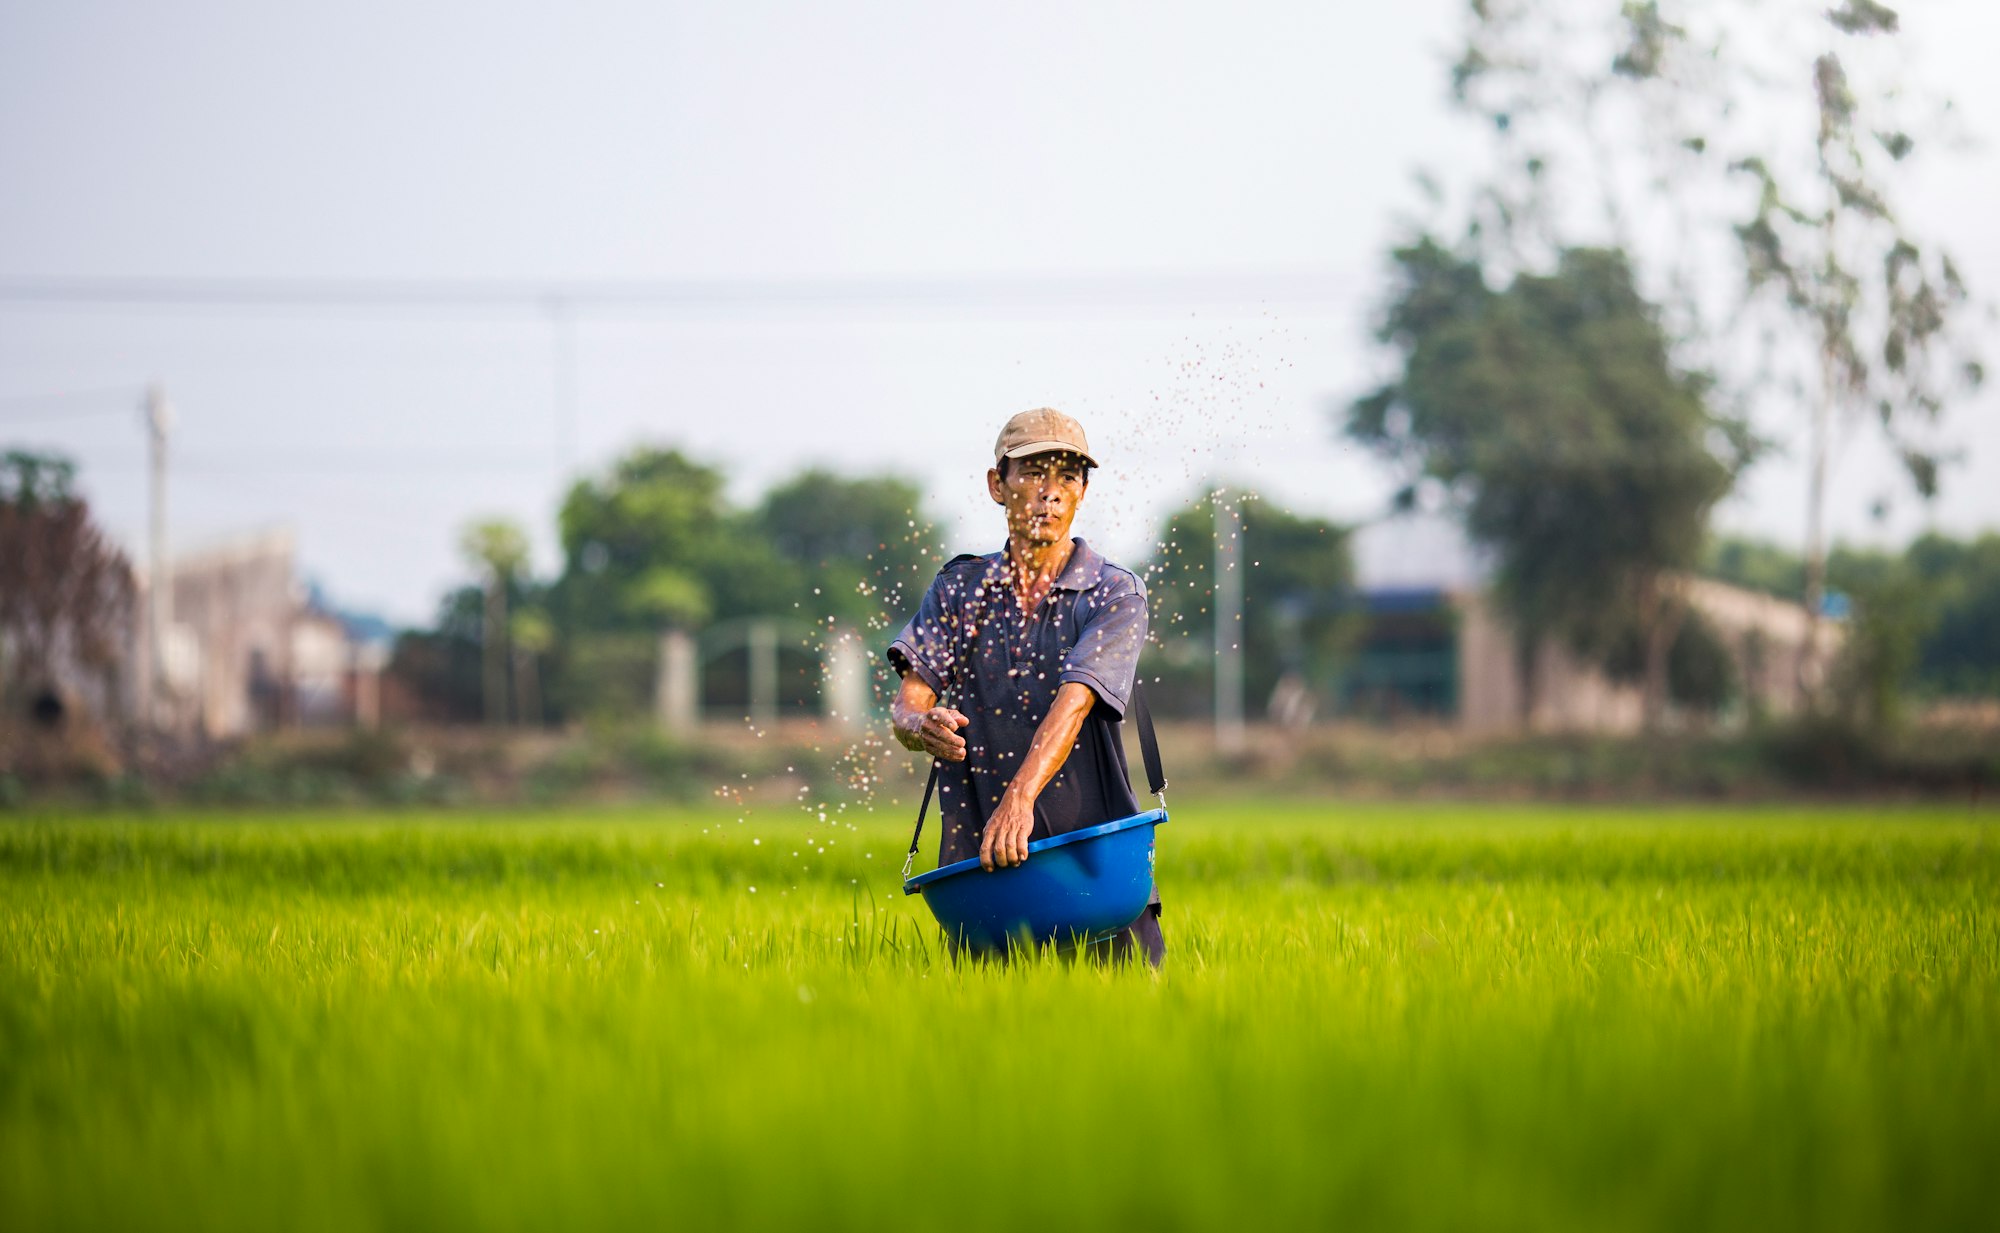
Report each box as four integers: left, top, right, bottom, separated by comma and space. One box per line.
890, 672, 969, 762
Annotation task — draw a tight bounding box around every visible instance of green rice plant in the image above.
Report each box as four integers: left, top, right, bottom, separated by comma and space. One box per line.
0, 803, 1994, 1231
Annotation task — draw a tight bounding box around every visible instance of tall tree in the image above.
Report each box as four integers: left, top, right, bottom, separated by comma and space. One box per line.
0, 451, 136, 752
458, 518, 529, 726
753, 468, 943, 632
546, 449, 940, 721
553, 448, 789, 633
1349, 242, 1753, 727
1447, 0, 1983, 695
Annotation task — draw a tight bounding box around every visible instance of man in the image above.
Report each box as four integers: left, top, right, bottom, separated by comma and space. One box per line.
886, 408, 1164, 966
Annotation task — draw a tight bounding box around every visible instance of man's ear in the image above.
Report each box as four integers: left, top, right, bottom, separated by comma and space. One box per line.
986, 467, 1006, 505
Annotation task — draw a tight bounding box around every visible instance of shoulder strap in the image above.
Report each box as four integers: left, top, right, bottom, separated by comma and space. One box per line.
901, 761, 943, 883
1126, 679, 1167, 803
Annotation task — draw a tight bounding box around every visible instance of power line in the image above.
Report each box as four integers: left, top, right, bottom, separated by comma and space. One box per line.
8, 445, 557, 475
0, 385, 143, 421
174, 453, 554, 476
0, 270, 1369, 316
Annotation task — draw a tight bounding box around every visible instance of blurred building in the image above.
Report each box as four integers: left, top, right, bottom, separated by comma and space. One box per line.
1336, 515, 1839, 733
132, 528, 389, 739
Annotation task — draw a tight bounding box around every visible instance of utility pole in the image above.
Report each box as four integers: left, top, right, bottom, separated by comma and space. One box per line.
748, 618, 779, 728
656, 628, 698, 736
481, 573, 508, 726
1798, 342, 1834, 702
144, 383, 172, 733
821, 625, 868, 733
1214, 488, 1246, 756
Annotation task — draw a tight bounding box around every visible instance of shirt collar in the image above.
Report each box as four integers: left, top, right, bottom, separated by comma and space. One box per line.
1056, 537, 1108, 591
987, 537, 1107, 592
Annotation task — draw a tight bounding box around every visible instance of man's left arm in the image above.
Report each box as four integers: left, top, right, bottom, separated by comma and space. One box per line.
980, 576, 1148, 871
979, 681, 1096, 871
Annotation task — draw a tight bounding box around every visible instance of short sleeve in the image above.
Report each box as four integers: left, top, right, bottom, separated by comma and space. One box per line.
886, 569, 962, 696
1059, 574, 1148, 717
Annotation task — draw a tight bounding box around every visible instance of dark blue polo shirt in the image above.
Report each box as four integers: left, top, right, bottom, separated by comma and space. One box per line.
887, 538, 1150, 871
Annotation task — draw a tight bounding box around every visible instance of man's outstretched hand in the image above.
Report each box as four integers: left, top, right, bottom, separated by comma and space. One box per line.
890, 674, 968, 762
980, 795, 1035, 871
899, 705, 969, 763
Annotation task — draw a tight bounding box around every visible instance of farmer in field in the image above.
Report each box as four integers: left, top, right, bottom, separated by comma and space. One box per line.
887, 408, 1163, 965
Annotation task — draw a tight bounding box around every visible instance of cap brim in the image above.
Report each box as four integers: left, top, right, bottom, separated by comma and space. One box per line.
998, 440, 1099, 468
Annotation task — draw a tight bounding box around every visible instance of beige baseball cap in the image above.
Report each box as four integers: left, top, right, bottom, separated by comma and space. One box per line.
993, 408, 1098, 468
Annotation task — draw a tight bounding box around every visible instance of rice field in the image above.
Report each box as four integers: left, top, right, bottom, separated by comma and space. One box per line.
2, 801, 1995, 1232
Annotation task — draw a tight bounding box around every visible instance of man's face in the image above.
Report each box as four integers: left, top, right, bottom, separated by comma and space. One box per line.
987, 451, 1089, 548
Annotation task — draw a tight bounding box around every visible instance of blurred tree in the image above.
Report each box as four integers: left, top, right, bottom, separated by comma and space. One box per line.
0, 450, 76, 505
754, 468, 943, 630
1662, 612, 1737, 716
1702, 536, 1807, 601
1823, 548, 1935, 731
1142, 492, 1357, 719
459, 518, 530, 726
0, 450, 136, 762
1704, 530, 2000, 704
1604, 610, 1738, 717
1898, 532, 2000, 699
1447, 0, 1983, 696
1349, 242, 1754, 728
385, 585, 486, 724
509, 607, 554, 728
545, 448, 944, 721
553, 448, 786, 632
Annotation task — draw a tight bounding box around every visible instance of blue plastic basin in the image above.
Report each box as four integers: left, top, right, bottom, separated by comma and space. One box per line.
902, 809, 1166, 954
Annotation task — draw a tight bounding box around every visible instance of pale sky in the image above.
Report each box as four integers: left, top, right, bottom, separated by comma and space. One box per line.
2, 0, 1995, 625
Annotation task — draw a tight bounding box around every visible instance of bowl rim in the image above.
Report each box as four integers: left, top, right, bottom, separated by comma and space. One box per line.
901, 807, 1168, 895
